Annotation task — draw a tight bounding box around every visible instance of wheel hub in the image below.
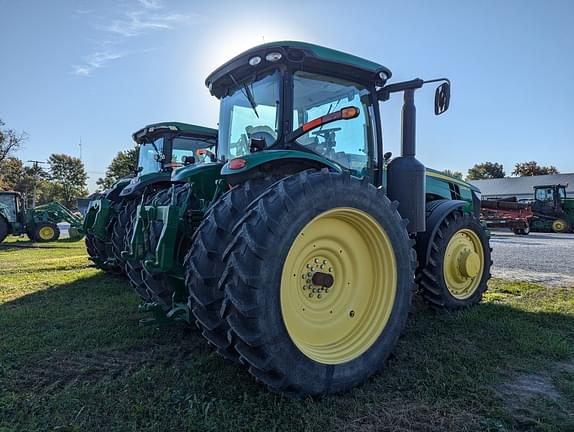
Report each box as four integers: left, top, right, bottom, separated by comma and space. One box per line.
299, 256, 335, 300
443, 228, 484, 299
280, 207, 397, 364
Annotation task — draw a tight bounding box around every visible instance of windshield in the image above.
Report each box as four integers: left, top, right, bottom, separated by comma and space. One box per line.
0, 194, 17, 222
292, 71, 374, 177
171, 136, 216, 165
138, 137, 163, 175
218, 71, 280, 159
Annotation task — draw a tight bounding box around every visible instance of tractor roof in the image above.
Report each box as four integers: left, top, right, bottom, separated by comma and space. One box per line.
205, 41, 392, 98
132, 122, 217, 144
534, 184, 568, 189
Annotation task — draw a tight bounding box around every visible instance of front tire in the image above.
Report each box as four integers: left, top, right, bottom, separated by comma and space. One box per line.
417, 210, 491, 310
221, 171, 415, 396
33, 222, 60, 242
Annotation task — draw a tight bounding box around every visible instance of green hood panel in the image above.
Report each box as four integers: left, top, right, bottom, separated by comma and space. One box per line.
171, 162, 224, 183
220, 150, 343, 176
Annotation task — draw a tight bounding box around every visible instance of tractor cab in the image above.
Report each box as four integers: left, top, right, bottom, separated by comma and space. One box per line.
532, 184, 567, 216
207, 42, 391, 181
0, 192, 25, 225
119, 122, 218, 198
207, 41, 450, 232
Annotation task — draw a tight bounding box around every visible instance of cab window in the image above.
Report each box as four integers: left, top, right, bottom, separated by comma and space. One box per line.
292, 71, 373, 177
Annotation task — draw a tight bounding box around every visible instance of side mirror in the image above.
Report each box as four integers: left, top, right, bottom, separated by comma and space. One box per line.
383, 151, 392, 161
434, 82, 450, 115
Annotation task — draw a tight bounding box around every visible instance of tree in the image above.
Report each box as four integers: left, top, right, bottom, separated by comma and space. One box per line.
0, 119, 28, 164
47, 154, 88, 208
467, 162, 505, 180
0, 157, 51, 206
512, 161, 559, 177
96, 147, 138, 190
442, 169, 463, 180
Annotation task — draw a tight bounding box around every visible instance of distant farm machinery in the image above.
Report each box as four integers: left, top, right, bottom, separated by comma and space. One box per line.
0, 191, 83, 243
481, 184, 573, 234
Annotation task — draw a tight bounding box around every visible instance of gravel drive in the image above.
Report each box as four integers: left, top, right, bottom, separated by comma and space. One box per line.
489, 231, 574, 287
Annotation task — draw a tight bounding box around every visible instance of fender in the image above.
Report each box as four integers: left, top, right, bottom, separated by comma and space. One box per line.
221, 150, 342, 179
119, 172, 172, 199
105, 177, 133, 201
415, 199, 467, 268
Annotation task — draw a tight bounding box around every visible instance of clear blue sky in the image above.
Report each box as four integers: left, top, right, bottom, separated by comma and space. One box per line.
1, 0, 573, 191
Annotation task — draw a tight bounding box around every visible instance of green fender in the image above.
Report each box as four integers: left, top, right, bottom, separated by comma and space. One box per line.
220, 150, 342, 176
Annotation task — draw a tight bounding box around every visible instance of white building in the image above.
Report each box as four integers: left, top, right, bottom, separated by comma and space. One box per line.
470, 173, 574, 200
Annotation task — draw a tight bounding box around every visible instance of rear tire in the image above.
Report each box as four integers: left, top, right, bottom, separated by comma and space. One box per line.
111, 200, 137, 272
0, 217, 8, 243
220, 170, 415, 396
417, 210, 491, 310
552, 219, 569, 233
185, 178, 276, 362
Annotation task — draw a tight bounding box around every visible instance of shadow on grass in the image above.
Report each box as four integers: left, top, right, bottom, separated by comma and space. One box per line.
0, 275, 573, 432
0, 239, 80, 251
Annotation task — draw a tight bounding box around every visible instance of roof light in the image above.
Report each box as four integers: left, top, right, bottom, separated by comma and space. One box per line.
379, 71, 389, 81
265, 52, 282, 62
228, 158, 247, 170
249, 56, 262, 66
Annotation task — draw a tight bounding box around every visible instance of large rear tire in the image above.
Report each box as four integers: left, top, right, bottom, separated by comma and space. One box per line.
552, 219, 569, 233
220, 171, 415, 396
111, 199, 137, 272
0, 217, 8, 243
185, 178, 276, 361
417, 210, 492, 310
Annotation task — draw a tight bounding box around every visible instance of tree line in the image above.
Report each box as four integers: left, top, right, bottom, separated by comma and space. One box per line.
442, 161, 559, 182
0, 119, 88, 208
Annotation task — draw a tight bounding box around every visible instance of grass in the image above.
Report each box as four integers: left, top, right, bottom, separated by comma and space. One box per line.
0, 237, 573, 432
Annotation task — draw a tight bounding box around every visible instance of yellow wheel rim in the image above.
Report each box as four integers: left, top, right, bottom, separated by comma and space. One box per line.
38, 226, 55, 241
443, 228, 484, 299
280, 207, 397, 365
553, 220, 566, 232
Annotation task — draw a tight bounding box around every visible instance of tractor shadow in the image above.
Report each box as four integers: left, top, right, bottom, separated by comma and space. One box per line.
1, 275, 572, 431
0, 238, 79, 252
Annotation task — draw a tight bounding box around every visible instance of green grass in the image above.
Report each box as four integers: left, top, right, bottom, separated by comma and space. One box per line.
1, 237, 573, 432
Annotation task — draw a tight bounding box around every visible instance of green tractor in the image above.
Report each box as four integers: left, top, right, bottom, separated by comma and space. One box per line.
83, 122, 217, 276
530, 184, 574, 233
128, 41, 492, 396
0, 191, 84, 243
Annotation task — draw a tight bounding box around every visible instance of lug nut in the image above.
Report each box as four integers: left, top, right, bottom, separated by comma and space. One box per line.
323, 260, 327, 264
329, 267, 333, 273
315, 258, 319, 264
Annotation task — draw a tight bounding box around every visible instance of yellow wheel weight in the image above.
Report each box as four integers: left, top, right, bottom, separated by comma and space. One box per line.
38, 226, 55, 241
443, 228, 485, 299
280, 207, 397, 365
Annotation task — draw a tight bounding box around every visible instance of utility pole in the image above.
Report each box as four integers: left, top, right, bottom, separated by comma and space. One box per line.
27, 160, 46, 208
